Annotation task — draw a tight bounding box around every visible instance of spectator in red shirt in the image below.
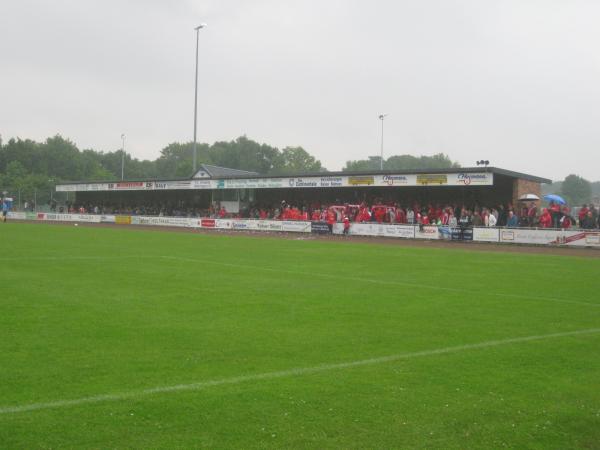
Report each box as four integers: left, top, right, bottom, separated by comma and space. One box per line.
326, 209, 336, 233
578, 204, 589, 227
549, 202, 561, 228
343, 215, 350, 235
539, 208, 552, 228
374, 207, 385, 223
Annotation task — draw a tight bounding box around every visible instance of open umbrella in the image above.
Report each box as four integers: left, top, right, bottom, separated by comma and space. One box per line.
543, 194, 566, 205
518, 194, 540, 201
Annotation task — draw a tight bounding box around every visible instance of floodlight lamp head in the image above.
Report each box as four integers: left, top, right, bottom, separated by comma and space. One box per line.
195, 23, 207, 30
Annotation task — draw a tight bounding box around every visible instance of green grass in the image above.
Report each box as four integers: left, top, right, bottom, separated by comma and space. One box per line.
1, 222, 599, 449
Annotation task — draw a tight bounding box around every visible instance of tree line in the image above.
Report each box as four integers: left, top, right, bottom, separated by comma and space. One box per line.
543, 175, 599, 206
0, 134, 458, 201
2, 133, 596, 207
0, 135, 324, 205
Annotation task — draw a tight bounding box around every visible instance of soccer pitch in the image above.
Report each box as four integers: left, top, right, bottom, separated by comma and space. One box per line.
1, 223, 599, 449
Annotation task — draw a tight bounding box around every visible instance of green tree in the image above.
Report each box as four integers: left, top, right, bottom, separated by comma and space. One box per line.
156, 142, 203, 178
561, 174, 591, 205
344, 153, 458, 172
209, 136, 281, 174
274, 147, 323, 174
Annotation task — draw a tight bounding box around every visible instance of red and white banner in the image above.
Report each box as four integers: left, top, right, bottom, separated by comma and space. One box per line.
415, 225, 440, 240
499, 229, 600, 247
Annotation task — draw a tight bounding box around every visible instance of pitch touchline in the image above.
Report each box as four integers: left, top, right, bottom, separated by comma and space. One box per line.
1, 328, 598, 415
161, 256, 600, 308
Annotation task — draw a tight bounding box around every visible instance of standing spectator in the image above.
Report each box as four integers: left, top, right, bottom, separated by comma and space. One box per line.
578, 204, 589, 227
520, 203, 529, 221
539, 208, 552, 228
448, 213, 458, 227
591, 205, 598, 226
486, 211, 497, 227
406, 208, 415, 224
472, 211, 483, 227
560, 207, 573, 229
506, 211, 519, 228
549, 201, 561, 228
326, 208, 336, 233
343, 215, 350, 235
497, 205, 507, 227
388, 208, 396, 223
581, 211, 596, 229
527, 202, 538, 227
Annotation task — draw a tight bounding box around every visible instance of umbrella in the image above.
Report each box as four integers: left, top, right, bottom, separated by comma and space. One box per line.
543, 194, 566, 205
518, 194, 540, 201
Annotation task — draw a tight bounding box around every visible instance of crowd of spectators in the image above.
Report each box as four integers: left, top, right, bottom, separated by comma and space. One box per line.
66, 199, 600, 230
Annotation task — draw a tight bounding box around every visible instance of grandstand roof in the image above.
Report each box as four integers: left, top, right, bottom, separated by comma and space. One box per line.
57, 166, 551, 185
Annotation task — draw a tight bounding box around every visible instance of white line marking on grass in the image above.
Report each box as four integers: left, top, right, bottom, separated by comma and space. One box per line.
1, 328, 599, 415
161, 256, 600, 308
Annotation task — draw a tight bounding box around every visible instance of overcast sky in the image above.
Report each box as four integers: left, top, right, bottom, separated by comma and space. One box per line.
1, 0, 599, 181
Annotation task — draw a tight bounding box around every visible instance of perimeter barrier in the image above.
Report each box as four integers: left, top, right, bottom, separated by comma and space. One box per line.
7, 212, 600, 248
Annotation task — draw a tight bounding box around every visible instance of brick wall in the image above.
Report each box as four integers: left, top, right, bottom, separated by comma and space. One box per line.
512, 178, 542, 208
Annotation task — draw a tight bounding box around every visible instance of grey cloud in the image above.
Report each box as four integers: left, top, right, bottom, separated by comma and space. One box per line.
1, 0, 599, 180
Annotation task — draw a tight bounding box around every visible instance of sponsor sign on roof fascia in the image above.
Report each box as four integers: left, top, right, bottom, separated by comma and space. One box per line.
56, 172, 493, 192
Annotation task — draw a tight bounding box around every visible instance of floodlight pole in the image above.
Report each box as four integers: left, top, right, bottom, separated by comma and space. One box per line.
193, 24, 206, 174
378, 114, 387, 170
121, 134, 126, 180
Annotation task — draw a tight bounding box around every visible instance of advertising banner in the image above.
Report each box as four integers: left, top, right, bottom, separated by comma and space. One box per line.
231, 220, 260, 231
115, 215, 132, 225
199, 218, 216, 228
7, 212, 27, 220
499, 229, 565, 245
42, 213, 102, 223
56, 171, 493, 192
450, 227, 473, 241
334, 223, 416, 238
281, 221, 312, 233
415, 225, 441, 240
100, 215, 116, 223
215, 219, 232, 229
256, 220, 283, 232
311, 221, 331, 234
500, 229, 600, 247
430, 225, 472, 241
563, 232, 600, 247
498, 228, 600, 247
130, 216, 192, 227
473, 227, 500, 242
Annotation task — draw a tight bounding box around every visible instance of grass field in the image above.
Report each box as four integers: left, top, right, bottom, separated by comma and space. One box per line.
1, 223, 600, 449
